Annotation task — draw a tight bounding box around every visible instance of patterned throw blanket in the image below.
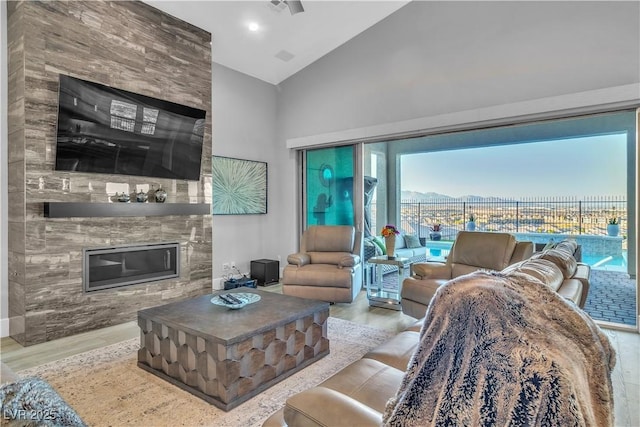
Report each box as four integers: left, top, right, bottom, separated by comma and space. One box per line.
384, 270, 616, 427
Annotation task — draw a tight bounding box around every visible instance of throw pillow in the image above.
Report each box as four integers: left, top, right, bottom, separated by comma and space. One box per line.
404, 234, 422, 249
555, 239, 578, 256
533, 248, 577, 279
372, 236, 387, 255
363, 239, 381, 259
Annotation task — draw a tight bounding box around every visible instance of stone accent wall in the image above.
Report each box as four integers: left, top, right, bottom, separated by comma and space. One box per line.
7, 0, 213, 346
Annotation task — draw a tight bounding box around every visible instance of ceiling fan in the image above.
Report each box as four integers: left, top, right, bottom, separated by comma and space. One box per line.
270, 0, 305, 15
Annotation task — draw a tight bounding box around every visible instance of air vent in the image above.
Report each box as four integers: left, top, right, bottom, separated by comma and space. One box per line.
275, 50, 295, 62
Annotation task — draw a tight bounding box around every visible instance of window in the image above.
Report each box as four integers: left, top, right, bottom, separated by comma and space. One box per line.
110, 100, 137, 132
141, 107, 159, 135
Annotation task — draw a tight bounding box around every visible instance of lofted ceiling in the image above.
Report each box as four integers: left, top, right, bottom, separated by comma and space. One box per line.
144, 0, 410, 85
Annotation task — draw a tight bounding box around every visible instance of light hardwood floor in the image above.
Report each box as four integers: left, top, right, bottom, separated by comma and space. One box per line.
1, 286, 638, 426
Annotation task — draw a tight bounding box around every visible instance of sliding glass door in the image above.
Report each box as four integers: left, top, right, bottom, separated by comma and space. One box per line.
303, 146, 356, 228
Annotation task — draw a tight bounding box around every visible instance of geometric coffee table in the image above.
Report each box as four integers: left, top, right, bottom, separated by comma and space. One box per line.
137, 289, 330, 410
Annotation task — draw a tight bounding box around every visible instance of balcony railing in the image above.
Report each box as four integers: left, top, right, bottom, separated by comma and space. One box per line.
393, 196, 627, 248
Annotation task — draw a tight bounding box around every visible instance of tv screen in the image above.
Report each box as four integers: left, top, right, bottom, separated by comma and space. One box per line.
55, 75, 206, 181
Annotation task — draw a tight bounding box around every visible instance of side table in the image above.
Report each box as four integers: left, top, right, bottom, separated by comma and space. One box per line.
367, 255, 412, 310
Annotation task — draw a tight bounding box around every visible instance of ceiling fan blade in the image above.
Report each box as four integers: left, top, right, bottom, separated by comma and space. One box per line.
285, 0, 304, 15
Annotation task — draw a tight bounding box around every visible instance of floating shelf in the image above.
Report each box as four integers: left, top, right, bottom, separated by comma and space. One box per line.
44, 202, 211, 218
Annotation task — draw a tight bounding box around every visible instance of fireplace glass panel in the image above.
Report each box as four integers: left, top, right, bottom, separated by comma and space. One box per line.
84, 242, 180, 292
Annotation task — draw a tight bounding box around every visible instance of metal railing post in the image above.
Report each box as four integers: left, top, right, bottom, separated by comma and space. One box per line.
462, 201, 466, 231
579, 200, 582, 235
418, 201, 422, 238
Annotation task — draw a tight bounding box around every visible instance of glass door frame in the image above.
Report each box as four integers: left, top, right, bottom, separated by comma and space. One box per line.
298, 144, 364, 237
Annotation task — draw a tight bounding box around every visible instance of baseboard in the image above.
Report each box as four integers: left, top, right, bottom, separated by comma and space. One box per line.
0, 317, 9, 338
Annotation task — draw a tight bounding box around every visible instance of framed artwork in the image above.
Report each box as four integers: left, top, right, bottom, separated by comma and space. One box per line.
212, 156, 267, 215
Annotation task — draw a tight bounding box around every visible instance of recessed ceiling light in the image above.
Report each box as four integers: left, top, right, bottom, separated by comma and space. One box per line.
248, 22, 260, 32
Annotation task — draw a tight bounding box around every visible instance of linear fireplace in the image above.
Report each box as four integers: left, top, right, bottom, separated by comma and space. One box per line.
84, 242, 180, 292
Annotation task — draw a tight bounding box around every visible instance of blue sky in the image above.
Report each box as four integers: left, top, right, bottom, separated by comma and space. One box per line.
401, 134, 628, 198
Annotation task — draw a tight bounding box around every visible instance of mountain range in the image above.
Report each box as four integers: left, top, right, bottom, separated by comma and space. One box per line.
401, 191, 515, 203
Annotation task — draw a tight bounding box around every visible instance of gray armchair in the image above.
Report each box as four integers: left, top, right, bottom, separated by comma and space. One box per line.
283, 225, 363, 303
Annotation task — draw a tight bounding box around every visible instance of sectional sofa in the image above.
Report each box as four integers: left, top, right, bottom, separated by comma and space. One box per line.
263, 239, 611, 426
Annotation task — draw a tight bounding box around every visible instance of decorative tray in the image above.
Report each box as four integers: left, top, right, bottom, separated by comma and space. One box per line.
211, 292, 261, 309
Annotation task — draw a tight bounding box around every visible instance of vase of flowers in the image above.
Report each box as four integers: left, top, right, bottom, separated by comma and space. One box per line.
607, 217, 619, 237
381, 224, 399, 258
466, 214, 476, 231
429, 224, 442, 241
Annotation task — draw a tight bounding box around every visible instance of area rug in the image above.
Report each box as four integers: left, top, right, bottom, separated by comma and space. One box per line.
18, 317, 394, 427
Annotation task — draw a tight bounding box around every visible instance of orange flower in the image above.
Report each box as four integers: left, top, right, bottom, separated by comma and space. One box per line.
381, 224, 399, 237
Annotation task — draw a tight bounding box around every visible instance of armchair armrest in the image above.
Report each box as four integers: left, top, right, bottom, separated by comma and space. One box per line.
339, 254, 360, 268
411, 262, 452, 280
287, 253, 310, 266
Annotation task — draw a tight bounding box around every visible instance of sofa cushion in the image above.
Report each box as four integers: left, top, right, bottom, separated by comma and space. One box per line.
533, 248, 577, 279
412, 262, 449, 279
451, 263, 486, 277
556, 278, 583, 305
283, 387, 382, 427
371, 236, 387, 255
502, 258, 564, 292
394, 234, 407, 250
400, 278, 449, 316
396, 248, 424, 259
364, 331, 420, 371
449, 231, 517, 271
283, 264, 354, 288
573, 263, 591, 305
404, 234, 422, 249
319, 358, 405, 413
555, 239, 578, 256
304, 226, 354, 252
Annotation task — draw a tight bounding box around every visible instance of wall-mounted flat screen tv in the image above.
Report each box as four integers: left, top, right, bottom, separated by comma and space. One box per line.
55, 75, 206, 181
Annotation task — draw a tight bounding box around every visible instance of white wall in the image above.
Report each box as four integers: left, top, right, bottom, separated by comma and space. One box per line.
277, 1, 640, 142
211, 63, 293, 287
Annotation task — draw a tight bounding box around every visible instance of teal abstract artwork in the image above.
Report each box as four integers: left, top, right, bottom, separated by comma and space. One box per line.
212, 156, 267, 214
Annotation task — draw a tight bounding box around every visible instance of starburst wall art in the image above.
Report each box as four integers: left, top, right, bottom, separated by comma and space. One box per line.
212, 156, 267, 215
